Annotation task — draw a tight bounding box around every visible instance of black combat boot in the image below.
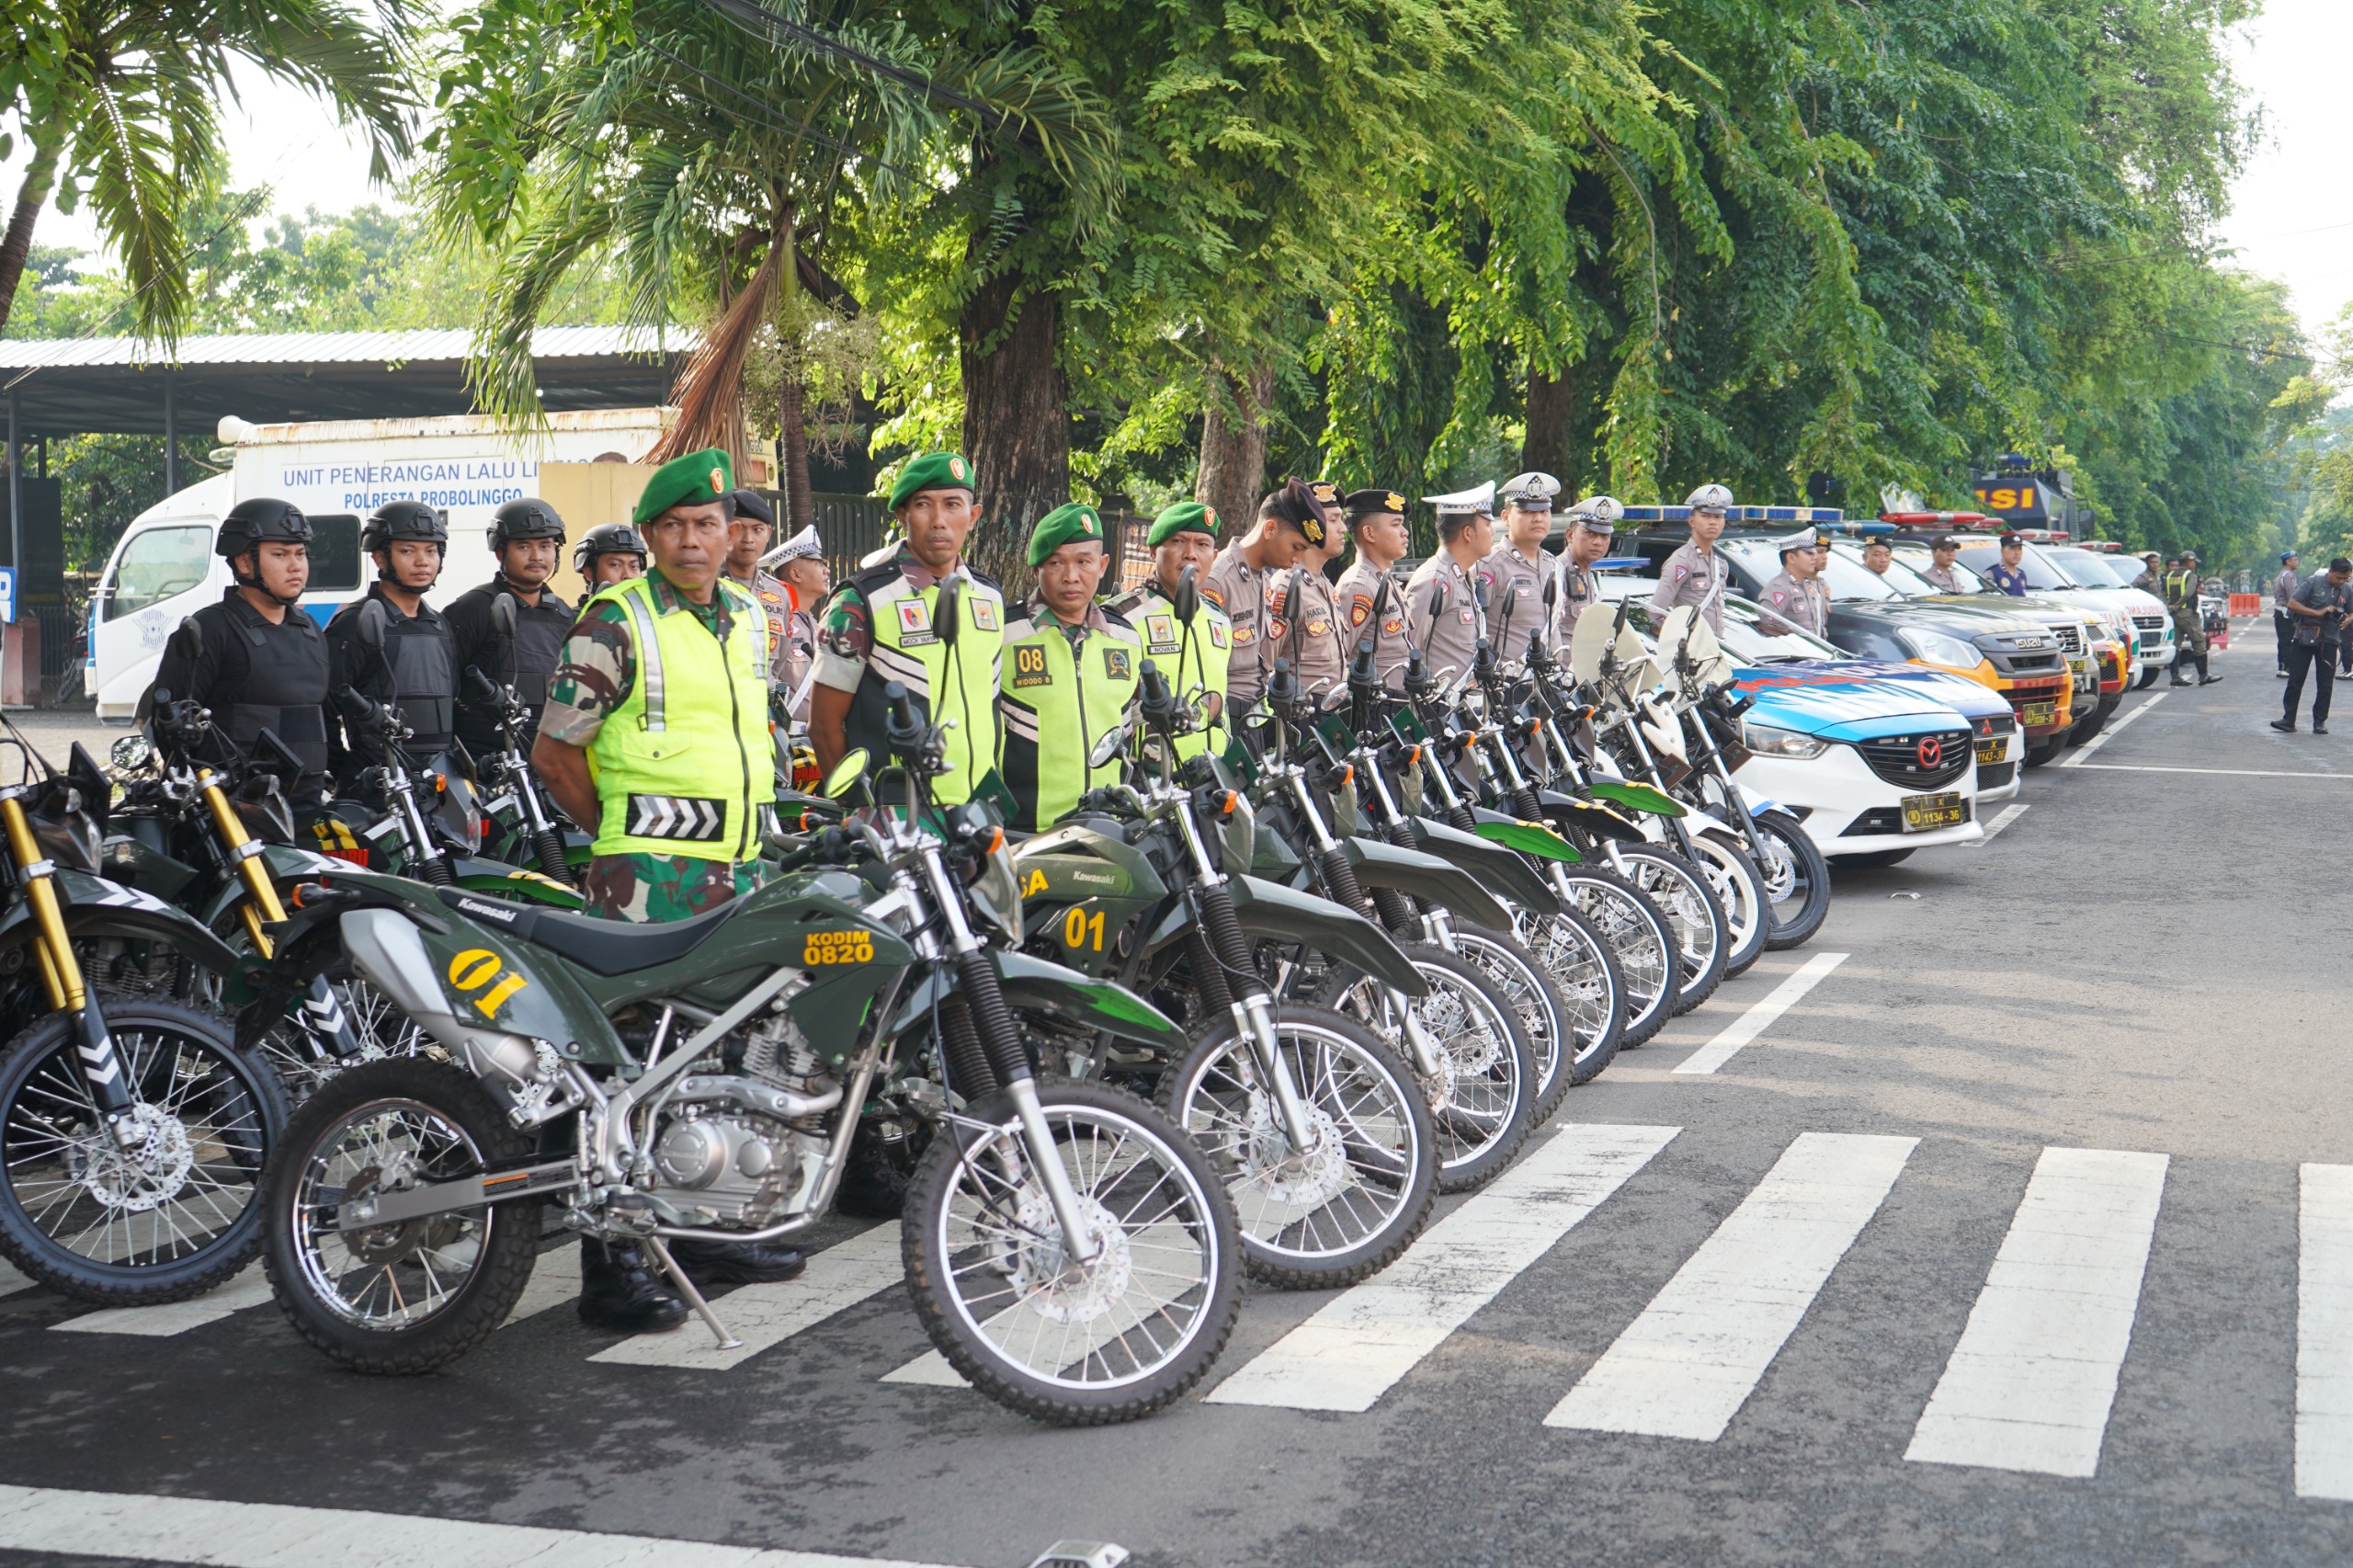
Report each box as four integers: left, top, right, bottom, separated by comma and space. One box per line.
578, 1238, 690, 1333
2196, 653, 2222, 686
667, 1237, 806, 1286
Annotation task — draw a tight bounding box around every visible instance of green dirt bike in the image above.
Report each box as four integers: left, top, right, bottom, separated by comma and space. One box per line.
251, 622, 1242, 1426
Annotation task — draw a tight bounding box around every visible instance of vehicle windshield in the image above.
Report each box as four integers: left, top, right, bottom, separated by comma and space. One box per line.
1719, 538, 1902, 602
1889, 542, 1991, 592
1827, 542, 1946, 599
2043, 547, 2136, 587
1955, 541, 2075, 591
1608, 594, 1759, 671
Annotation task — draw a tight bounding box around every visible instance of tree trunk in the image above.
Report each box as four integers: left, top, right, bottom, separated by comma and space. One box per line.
1195, 358, 1274, 541
959, 265, 1068, 590
0, 138, 63, 335
778, 371, 813, 535
1522, 363, 1578, 491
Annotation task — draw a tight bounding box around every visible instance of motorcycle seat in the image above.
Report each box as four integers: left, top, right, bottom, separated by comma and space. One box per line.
436, 888, 744, 976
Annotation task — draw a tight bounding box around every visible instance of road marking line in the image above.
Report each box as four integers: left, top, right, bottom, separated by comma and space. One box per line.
1905, 1146, 2168, 1478
882, 1347, 966, 1387
1671, 952, 1848, 1075
0, 1259, 29, 1298
1963, 803, 2028, 846
500, 1241, 581, 1328
2066, 763, 2353, 779
1204, 1123, 1681, 1412
1544, 1131, 1915, 1440
51, 1266, 275, 1337
591, 1223, 904, 1370
2061, 689, 2166, 767
2297, 1164, 2353, 1500
0, 1482, 975, 1568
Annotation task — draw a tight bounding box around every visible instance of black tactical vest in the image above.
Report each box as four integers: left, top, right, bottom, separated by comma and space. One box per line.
386, 611, 457, 756
223, 607, 332, 778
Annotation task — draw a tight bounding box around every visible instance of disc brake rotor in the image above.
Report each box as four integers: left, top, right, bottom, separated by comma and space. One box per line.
992, 1189, 1134, 1326
1236, 1093, 1349, 1209
338, 1164, 444, 1267
66, 1103, 194, 1213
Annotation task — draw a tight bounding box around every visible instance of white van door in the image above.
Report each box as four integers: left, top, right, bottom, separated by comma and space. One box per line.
296, 513, 367, 626
92, 520, 222, 717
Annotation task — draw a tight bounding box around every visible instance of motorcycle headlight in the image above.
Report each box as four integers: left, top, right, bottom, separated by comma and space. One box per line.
1904, 631, 1987, 671
1741, 722, 1829, 760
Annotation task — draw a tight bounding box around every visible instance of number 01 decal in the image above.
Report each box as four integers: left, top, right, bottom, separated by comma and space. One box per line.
1062, 905, 1106, 951
448, 948, 529, 1018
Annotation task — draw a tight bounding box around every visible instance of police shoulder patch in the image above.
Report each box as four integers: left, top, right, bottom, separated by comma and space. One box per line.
1104, 646, 1132, 681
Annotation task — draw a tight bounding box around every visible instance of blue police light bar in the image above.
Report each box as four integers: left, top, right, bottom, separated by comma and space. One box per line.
1617, 506, 1687, 523
1592, 556, 1653, 571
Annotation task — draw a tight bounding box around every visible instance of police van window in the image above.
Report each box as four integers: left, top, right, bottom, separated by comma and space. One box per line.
1828, 542, 1945, 598
304, 515, 363, 594
105, 525, 211, 620
2044, 547, 2131, 588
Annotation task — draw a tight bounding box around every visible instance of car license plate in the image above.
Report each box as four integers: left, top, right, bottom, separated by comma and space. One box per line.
1974, 739, 2004, 765
1901, 792, 1967, 833
2020, 700, 2058, 727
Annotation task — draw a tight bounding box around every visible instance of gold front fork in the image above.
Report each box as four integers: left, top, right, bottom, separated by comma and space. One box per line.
199, 774, 289, 959
1, 794, 86, 1012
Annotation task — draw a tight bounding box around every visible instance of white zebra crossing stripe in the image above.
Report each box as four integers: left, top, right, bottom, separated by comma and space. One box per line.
1671, 951, 1849, 1075
1206, 1122, 1680, 1412
51, 1266, 276, 1336
500, 1242, 582, 1328
0, 1482, 978, 1568
882, 1348, 964, 1387
591, 1224, 904, 1370
1905, 1147, 2169, 1478
2295, 1164, 2353, 1499
1546, 1131, 1916, 1440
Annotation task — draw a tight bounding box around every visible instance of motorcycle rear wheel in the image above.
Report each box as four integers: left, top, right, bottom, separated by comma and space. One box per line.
1682, 834, 1769, 978
1479, 912, 1623, 1107
904, 1076, 1243, 1426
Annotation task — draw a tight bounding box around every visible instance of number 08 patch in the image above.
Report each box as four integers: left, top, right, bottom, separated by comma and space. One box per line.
803, 929, 874, 965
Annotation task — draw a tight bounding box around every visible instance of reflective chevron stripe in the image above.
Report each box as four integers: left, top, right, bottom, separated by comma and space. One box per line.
623, 794, 727, 843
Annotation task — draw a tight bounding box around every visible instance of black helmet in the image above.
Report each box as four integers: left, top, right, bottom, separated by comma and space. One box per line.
216, 498, 313, 559
574, 522, 646, 574
728, 489, 775, 528
363, 501, 449, 553
489, 497, 565, 547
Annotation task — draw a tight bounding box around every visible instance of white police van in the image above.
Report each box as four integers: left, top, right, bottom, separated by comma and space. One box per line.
86, 409, 668, 718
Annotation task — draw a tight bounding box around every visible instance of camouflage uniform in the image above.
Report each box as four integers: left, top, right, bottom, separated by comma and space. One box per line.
540, 575, 765, 923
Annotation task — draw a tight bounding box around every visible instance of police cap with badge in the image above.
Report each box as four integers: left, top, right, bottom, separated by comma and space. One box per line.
1500, 472, 1561, 512
1565, 494, 1624, 534
1343, 488, 1408, 525
1778, 521, 1828, 557
1266, 477, 1328, 545
1423, 480, 1495, 525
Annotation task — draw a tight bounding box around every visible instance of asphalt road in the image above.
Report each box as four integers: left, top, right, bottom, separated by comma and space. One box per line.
4, 629, 2351, 1568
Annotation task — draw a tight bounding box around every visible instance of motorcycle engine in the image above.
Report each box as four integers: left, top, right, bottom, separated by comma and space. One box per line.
644, 1008, 840, 1228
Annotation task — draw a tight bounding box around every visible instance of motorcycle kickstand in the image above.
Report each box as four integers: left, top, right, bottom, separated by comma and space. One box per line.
644, 1236, 744, 1351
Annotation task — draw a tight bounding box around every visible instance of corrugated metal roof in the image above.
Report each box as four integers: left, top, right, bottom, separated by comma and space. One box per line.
0, 325, 678, 370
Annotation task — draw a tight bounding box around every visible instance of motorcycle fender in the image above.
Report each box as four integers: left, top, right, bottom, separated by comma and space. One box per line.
451, 857, 585, 910
0, 869, 244, 977
1528, 793, 1649, 846
1404, 817, 1569, 915
1586, 778, 1686, 818
1227, 875, 1427, 998
1335, 835, 1515, 932
994, 949, 1188, 1055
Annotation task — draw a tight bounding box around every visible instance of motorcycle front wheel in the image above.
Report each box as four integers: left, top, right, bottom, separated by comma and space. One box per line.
1748, 809, 1831, 950
904, 1076, 1243, 1426
1478, 912, 1623, 1109
0, 1002, 285, 1305
1557, 867, 1678, 1049
1605, 846, 1730, 1017
1681, 833, 1769, 978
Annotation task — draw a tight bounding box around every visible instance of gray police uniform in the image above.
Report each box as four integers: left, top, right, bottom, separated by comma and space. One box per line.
1920, 564, 1963, 593
1549, 557, 1602, 646
1335, 557, 1412, 692
1477, 543, 1550, 664
1647, 540, 1730, 634
1267, 565, 1347, 699
2276, 566, 2301, 672
1758, 569, 1830, 637
1404, 553, 1483, 683
1203, 540, 1272, 707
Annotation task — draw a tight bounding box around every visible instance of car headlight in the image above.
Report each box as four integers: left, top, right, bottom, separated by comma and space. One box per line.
1904, 631, 1986, 670
1742, 722, 1829, 759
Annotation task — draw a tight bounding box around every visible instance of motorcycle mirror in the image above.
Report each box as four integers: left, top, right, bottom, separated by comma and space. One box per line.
1427, 584, 1446, 619
354, 597, 390, 653
109, 733, 153, 771
823, 748, 870, 800
491, 592, 518, 640
934, 576, 962, 653
1086, 724, 1128, 770
1171, 564, 1200, 625
1544, 575, 1557, 610
253, 727, 305, 779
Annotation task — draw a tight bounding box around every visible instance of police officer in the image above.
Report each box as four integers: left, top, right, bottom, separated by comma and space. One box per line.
1107, 501, 1233, 753
811, 451, 1006, 804
2276, 550, 2302, 677
1481, 472, 1557, 663
532, 447, 803, 1324
1203, 477, 1323, 714
762, 524, 827, 716
1984, 532, 2031, 596
575, 523, 647, 589
1548, 495, 1624, 647
1859, 538, 1895, 578
1267, 483, 1349, 700
2272, 556, 2351, 734
146, 499, 333, 810
324, 501, 458, 785
1919, 535, 1966, 593
1335, 489, 1414, 692
2165, 550, 2219, 686
1000, 504, 1143, 830
722, 489, 794, 688
1408, 481, 1495, 683
2131, 551, 2163, 594
447, 498, 574, 759
1649, 483, 1734, 633
1758, 525, 1832, 636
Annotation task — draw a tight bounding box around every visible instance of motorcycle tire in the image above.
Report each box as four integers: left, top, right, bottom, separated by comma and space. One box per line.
1475, 911, 1623, 1106
1156, 1006, 1435, 1290
905, 1075, 1244, 1425
1683, 833, 1770, 979
1604, 846, 1730, 1018
0, 1002, 285, 1306
260, 1057, 540, 1374
1555, 868, 1678, 1050
1751, 809, 1832, 951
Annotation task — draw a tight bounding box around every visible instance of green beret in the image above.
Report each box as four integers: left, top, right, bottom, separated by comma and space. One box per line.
632, 448, 733, 527
1148, 501, 1220, 547
889, 450, 976, 510
1026, 501, 1108, 568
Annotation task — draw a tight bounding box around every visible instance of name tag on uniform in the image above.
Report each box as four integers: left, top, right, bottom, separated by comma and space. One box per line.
1010, 644, 1051, 688
896, 599, 936, 647
1104, 646, 1132, 680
